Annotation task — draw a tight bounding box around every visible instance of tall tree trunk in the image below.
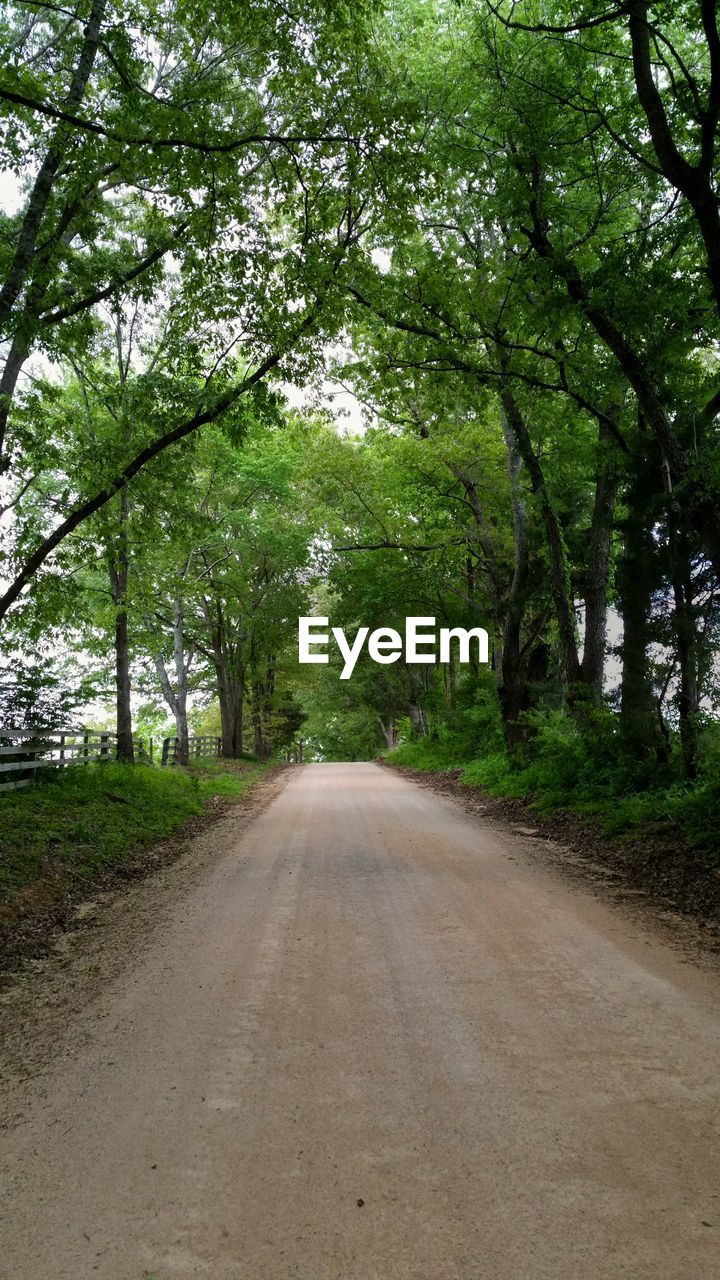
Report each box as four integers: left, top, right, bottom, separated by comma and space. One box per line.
662, 458, 700, 779
253, 713, 262, 759
264, 658, 276, 756
446, 644, 457, 709
580, 417, 620, 695
108, 490, 134, 763
152, 597, 191, 766
173, 600, 190, 766
252, 681, 264, 760
465, 555, 481, 678
114, 607, 134, 763
232, 670, 245, 757
202, 597, 245, 758
498, 403, 532, 744
408, 701, 426, 736
215, 651, 234, 758
250, 658, 275, 761
215, 653, 245, 758
498, 378, 582, 688
618, 462, 669, 761
228, 634, 246, 757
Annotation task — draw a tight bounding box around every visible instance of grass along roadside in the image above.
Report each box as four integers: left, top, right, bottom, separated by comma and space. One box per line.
0, 758, 267, 907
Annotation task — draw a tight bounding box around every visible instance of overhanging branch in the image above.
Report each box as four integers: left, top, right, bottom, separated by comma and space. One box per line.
0, 86, 357, 155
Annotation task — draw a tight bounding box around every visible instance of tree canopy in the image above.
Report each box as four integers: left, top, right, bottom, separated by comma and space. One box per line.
1, 0, 719, 849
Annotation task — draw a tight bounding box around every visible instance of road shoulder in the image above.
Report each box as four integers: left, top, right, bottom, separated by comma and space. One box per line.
0, 765, 291, 1087
382, 760, 720, 971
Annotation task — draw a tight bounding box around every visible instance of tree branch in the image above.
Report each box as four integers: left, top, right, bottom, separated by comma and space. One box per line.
40, 226, 188, 325
484, 1, 629, 35
0, 86, 357, 155
0, 302, 322, 620
0, 0, 107, 328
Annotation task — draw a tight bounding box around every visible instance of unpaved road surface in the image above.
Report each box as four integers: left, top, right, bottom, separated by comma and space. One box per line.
2, 762, 720, 1279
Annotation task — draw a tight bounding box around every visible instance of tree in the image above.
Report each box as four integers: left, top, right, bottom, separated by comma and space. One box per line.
0, 0, 393, 622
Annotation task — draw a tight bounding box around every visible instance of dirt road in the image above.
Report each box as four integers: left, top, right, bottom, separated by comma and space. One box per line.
2, 762, 720, 1279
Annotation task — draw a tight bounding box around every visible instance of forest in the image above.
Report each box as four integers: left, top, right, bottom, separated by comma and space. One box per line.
1, 0, 720, 868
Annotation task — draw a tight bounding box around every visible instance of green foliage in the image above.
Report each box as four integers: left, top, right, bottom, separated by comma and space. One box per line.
391, 676, 505, 767
0, 760, 265, 898
663, 777, 720, 857
0, 654, 95, 728
390, 736, 465, 770
1, 0, 720, 882
192, 759, 265, 800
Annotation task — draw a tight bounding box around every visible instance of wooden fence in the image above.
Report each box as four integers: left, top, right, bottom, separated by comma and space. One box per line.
0, 728, 223, 793
0, 729, 153, 793
161, 735, 222, 766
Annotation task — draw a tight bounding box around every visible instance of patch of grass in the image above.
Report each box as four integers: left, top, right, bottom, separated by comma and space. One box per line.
0, 759, 267, 899
191, 757, 266, 801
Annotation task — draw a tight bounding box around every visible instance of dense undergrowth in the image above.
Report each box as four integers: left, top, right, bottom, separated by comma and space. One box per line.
388, 695, 720, 861
0, 759, 266, 898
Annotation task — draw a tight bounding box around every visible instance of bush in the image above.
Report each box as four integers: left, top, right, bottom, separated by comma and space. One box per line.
666, 747, 720, 857
391, 673, 505, 770
390, 736, 466, 770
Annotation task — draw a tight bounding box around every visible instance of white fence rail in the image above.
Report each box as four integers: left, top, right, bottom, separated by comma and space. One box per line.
161, 735, 221, 766
0, 729, 153, 793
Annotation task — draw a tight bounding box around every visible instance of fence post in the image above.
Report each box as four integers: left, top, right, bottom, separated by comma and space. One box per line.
161, 737, 170, 767
100, 733, 110, 762
83, 731, 89, 765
